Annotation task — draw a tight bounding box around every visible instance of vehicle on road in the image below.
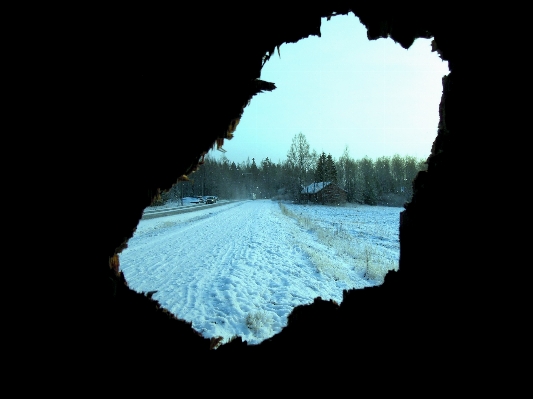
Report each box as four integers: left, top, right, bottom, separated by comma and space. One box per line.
205, 196, 217, 204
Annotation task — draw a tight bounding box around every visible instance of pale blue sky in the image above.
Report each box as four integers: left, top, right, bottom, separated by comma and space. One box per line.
211, 14, 449, 165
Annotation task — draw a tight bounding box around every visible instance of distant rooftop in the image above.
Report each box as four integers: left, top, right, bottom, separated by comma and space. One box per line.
301, 182, 331, 194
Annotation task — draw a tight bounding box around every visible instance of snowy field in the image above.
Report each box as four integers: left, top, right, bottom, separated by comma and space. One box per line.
119, 199, 402, 347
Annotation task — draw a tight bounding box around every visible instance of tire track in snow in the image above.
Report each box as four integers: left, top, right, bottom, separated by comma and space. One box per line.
178, 201, 314, 340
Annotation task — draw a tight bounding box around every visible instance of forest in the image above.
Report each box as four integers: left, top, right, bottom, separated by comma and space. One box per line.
163, 132, 427, 207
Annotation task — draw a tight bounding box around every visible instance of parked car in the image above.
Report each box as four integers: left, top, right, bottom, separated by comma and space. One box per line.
196, 196, 205, 203
205, 196, 217, 204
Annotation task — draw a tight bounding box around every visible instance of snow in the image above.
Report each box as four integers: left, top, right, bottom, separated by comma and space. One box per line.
301, 181, 332, 194
119, 197, 403, 348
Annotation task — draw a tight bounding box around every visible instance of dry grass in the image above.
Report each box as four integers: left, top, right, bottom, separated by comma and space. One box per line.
278, 202, 397, 284
245, 311, 273, 334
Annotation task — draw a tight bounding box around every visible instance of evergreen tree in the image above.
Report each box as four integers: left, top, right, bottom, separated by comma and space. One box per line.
250, 157, 259, 197
374, 156, 393, 197
338, 146, 354, 200
260, 157, 274, 198
390, 154, 405, 194
404, 155, 420, 200
314, 152, 327, 183
325, 154, 338, 184
359, 157, 378, 205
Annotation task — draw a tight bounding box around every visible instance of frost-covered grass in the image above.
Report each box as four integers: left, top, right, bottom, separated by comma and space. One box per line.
245, 310, 274, 335
279, 202, 399, 285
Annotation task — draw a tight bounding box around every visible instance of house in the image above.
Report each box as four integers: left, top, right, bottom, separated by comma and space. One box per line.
301, 181, 347, 204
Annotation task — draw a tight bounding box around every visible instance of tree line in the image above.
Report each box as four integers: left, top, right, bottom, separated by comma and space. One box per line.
164, 132, 427, 207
